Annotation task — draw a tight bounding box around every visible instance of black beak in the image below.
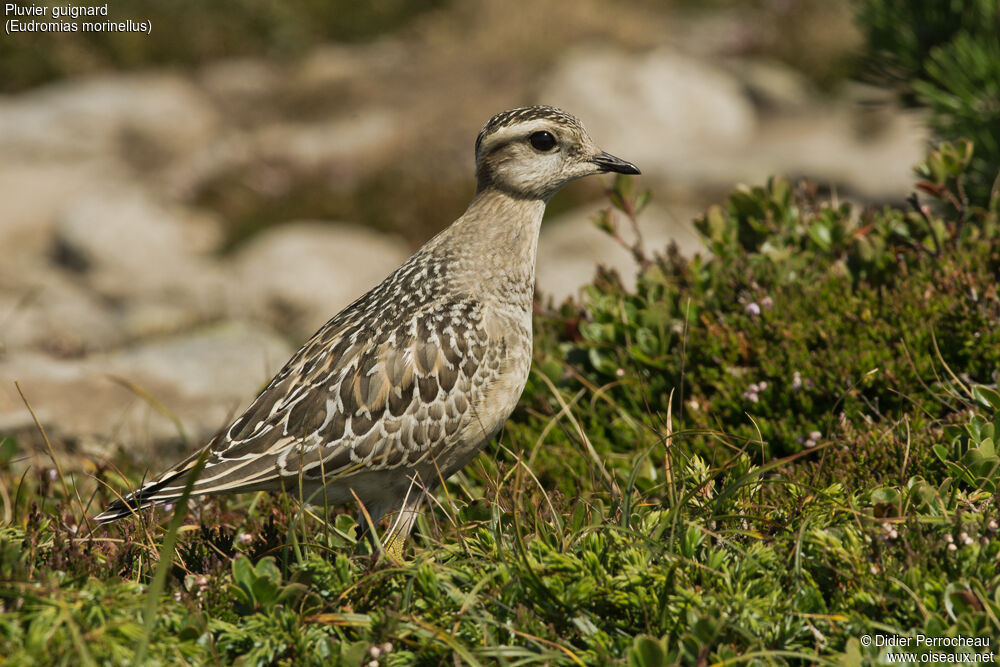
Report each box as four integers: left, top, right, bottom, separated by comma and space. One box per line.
591, 152, 641, 175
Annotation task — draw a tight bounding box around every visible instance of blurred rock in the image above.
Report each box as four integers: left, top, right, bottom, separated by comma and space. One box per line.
250, 110, 403, 172
545, 45, 926, 200
0, 73, 220, 161
294, 43, 395, 91
198, 58, 284, 118
744, 107, 928, 201
537, 201, 704, 303
0, 160, 125, 262
103, 320, 290, 405
119, 301, 224, 343
230, 221, 411, 340
53, 185, 228, 314
0, 268, 123, 356
159, 132, 253, 201
546, 46, 757, 184
0, 321, 292, 456
163, 108, 406, 201
728, 59, 815, 111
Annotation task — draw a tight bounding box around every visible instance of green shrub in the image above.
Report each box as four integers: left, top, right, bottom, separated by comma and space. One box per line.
4, 146, 1000, 664
856, 0, 1000, 206
524, 166, 1000, 484
935, 387, 1000, 494
855, 0, 999, 88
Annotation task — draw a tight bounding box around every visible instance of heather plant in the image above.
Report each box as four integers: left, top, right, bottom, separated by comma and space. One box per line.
526, 153, 1000, 473
3, 145, 1000, 664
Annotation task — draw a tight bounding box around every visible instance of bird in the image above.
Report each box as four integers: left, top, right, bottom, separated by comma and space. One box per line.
94, 105, 640, 557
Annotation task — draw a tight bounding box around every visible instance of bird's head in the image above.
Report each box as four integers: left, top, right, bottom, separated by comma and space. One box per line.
474, 105, 639, 200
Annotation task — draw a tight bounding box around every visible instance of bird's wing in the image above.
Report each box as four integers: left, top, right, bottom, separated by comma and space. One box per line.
95, 296, 494, 523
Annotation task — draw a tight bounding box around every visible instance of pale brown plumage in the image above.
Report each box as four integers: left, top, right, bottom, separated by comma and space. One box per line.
95, 106, 639, 541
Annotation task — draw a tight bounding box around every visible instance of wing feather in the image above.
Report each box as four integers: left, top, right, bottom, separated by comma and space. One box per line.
95, 295, 495, 523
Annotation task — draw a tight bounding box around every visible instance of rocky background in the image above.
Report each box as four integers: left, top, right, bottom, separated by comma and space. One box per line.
0, 0, 926, 464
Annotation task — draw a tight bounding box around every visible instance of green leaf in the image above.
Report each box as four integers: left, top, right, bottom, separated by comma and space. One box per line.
591, 209, 616, 235
971, 385, 1000, 410
943, 583, 978, 621
251, 574, 279, 607
634, 190, 652, 214
807, 221, 832, 250
870, 487, 901, 505
0, 437, 18, 467
629, 635, 666, 667
232, 556, 254, 589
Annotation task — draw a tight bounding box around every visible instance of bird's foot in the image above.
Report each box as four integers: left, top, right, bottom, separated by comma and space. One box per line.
382, 532, 406, 564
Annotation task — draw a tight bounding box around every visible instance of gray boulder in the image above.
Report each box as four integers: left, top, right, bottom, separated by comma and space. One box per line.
0, 321, 292, 458
230, 221, 411, 340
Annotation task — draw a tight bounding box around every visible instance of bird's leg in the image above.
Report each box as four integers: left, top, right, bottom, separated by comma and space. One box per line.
379, 476, 426, 563
352, 483, 423, 563
382, 504, 420, 563
383, 531, 406, 564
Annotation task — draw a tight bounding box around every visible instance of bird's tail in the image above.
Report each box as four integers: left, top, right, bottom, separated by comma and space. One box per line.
93, 475, 181, 523
93, 449, 208, 524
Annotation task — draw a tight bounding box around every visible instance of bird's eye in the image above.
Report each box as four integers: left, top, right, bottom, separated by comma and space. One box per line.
529, 131, 557, 152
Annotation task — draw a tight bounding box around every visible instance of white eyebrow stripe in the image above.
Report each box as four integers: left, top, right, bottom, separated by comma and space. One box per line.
478, 119, 558, 156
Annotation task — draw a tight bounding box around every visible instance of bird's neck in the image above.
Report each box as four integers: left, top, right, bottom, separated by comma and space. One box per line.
442, 187, 546, 308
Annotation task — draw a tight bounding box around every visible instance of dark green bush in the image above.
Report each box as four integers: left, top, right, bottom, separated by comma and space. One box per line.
856, 0, 1000, 206
524, 163, 1000, 488
855, 0, 999, 88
